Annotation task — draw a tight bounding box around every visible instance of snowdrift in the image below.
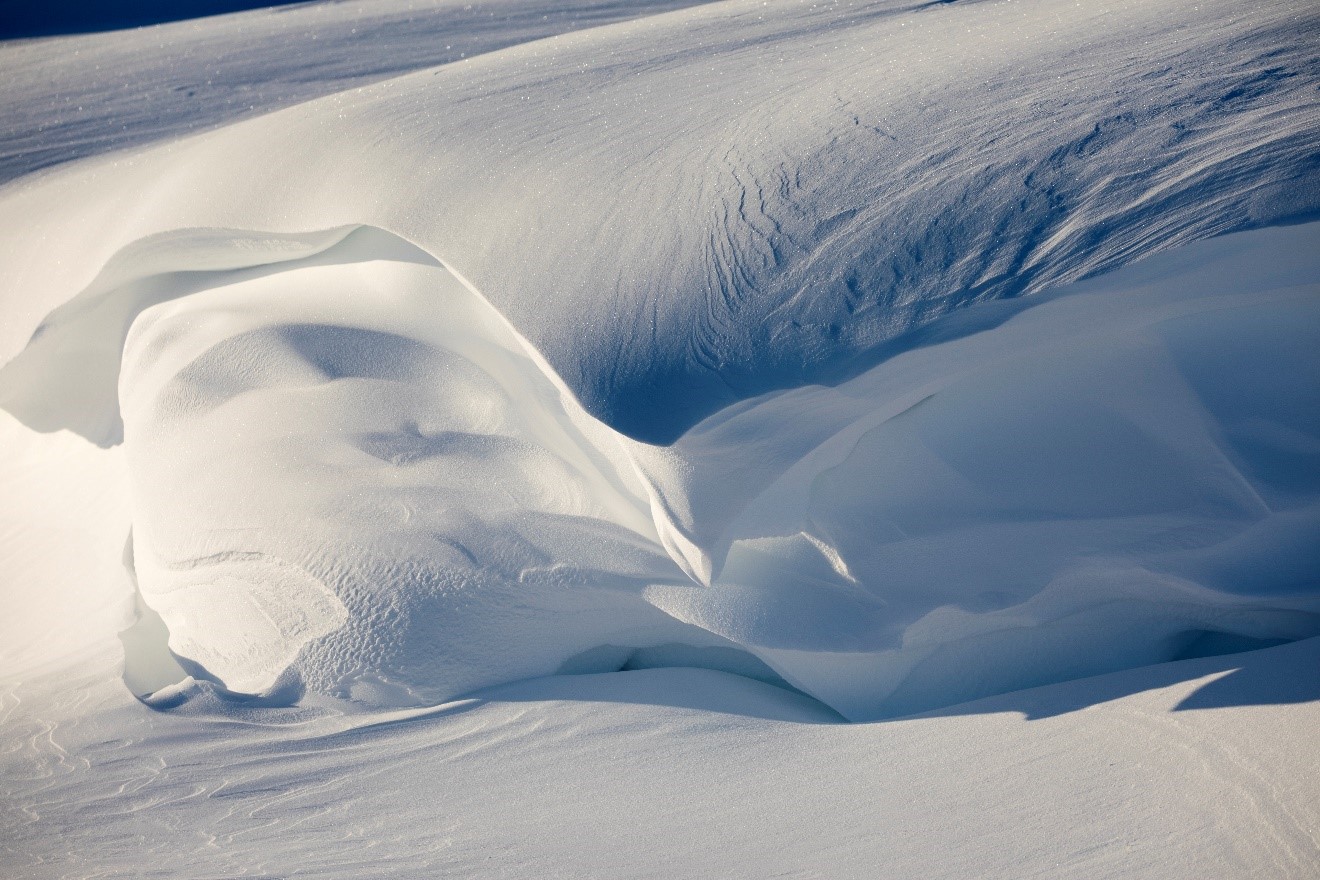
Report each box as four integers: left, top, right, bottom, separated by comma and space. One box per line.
11, 218, 1319, 720
1, 0, 1318, 720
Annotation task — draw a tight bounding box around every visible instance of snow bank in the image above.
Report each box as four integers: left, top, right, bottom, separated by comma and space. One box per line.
649, 221, 1320, 717
1, 0, 1318, 718
112, 225, 727, 703
9, 216, 1317, 719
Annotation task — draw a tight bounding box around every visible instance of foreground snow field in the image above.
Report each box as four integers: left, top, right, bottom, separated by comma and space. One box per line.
1, 0, 1318, 876
3, 632, 1318, 878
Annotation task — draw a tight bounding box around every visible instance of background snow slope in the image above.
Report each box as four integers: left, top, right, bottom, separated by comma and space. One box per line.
3, 0, 1317, 440
0, 0, 721, 182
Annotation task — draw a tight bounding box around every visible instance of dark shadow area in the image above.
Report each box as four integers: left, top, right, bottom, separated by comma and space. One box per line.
340, 637, 1320, 731
117, 530, 190, 699
1, 1, 303, 39
1173, 640, 1320, 711
140, 638, 1316, 727
557, 641, 796, 688
465, 666, 846, 724
911, 636, 1320, 722
292, 668, 844, 740
545, 643, 845, 723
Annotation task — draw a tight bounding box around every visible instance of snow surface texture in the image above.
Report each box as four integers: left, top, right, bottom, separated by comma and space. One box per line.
4, 635, 1319, 878
1, 0, 1318, 722
3, 0, 1319, 443
22, 219, 1320, 722
0, 0, 723, 181
2, 399, 1317, 876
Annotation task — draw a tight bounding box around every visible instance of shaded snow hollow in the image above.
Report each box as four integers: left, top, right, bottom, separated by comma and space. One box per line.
0, 0, 1317, 721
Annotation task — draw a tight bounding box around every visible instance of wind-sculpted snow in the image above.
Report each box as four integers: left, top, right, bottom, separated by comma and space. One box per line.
652, 223, 1320, 717
1, 0, 1319, 720
110, 226, 712, 704
7, 218, 1319, 720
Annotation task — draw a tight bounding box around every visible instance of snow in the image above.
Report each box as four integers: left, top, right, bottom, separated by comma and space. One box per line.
1, 0, 1318, 875
4, 633, 1319, 877
3, 0, 1317, 439
0, 0, 722, 182
19, 217, 1316, 721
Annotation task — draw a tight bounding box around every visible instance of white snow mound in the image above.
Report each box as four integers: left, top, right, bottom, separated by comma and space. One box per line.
5, 218, 1318, 720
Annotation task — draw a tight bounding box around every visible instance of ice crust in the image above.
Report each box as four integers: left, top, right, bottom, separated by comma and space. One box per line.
1, 0, 1318, 719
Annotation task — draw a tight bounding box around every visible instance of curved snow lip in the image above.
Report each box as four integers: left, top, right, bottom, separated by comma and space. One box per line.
0, 221, 724, 584
0, 225, 363, 446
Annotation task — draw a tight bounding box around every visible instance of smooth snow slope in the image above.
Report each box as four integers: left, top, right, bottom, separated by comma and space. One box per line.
2, 0, 1317, 440
0, 0, 722, 182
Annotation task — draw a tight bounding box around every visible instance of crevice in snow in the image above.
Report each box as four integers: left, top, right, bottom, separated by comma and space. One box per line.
1168, 629, 1294, 662
116, 530, 188, 699
556, 642, 816, 699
